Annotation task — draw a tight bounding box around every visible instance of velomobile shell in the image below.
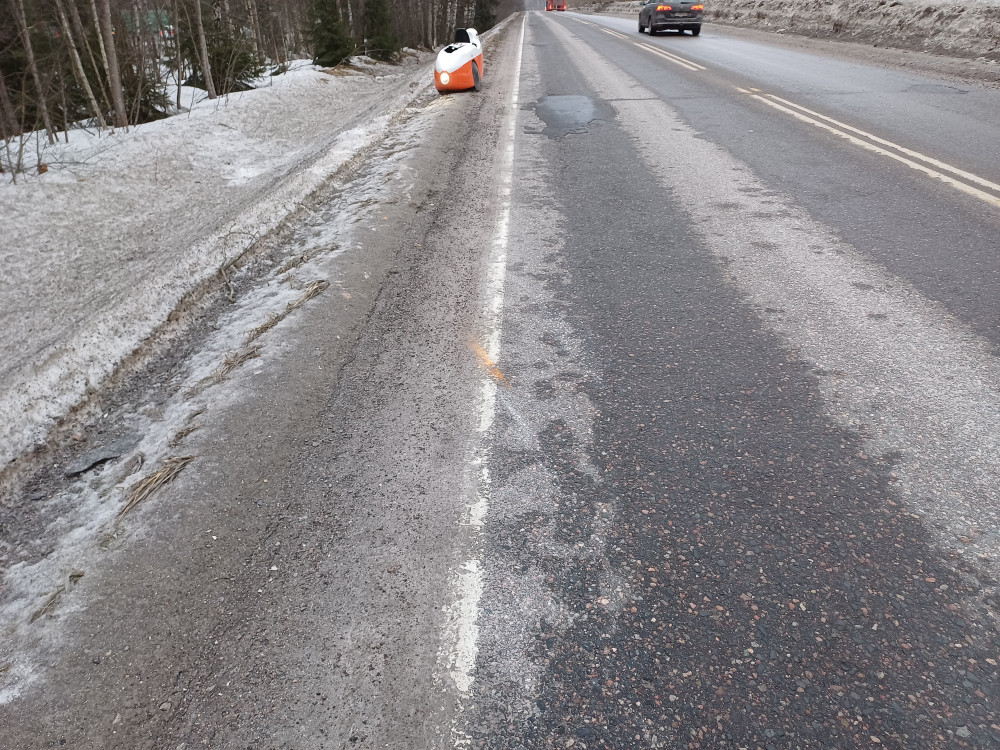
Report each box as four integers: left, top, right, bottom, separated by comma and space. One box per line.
434, 28, 484, 92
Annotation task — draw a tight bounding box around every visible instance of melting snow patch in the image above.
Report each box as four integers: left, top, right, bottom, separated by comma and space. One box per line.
0, 54, 434, 471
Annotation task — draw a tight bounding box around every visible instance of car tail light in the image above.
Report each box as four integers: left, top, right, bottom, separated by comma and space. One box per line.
656, 4, 672, 9
691, 4, 704, 8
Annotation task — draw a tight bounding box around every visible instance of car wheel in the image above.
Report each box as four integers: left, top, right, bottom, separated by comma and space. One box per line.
691, 25, 701, 35
648, 24, 657, 35
639, 19, 644, 32
472, 61, 481, 91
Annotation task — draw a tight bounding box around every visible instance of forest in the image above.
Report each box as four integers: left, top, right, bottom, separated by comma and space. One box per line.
1, 0, 519, 167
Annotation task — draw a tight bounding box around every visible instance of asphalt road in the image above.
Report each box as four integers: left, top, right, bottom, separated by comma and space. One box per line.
3, 11, 1000, 750
465, 11, 1000, 749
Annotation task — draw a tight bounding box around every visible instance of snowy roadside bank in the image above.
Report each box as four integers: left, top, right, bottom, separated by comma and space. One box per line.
0, 52, 433, 474
580, 0, 1000, 61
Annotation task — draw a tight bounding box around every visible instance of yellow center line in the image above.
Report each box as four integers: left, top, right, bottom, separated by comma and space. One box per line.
635, 42, 705, 71
748, 93, 1000, 210
472, 342, 509, 386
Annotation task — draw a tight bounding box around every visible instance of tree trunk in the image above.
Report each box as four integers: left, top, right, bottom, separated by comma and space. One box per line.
193, 0, 218, 98
97, 0, 129, 127
53, 0, 107, 129
0, 72, 18, 140
73, 0, 112, 114
216, 0, 227, 32
345, 0, 357, 39
173, 0, 183, 110
10, 0, 57, 143
425, 0, 434, 48
287, 0, 304, 60
60, 73, 70, 142
244, 0, 261, 59
89, 0, 113, 87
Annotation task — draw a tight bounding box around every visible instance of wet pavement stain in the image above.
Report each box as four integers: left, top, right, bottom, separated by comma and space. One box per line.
529, 95, 614, 139
907, 83, 968, 94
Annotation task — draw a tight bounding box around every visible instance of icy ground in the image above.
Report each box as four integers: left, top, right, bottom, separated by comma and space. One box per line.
0, 45, 456, 703
0, 51, 433, 472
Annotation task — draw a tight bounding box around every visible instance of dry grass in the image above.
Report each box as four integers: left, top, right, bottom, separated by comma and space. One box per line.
117, 456, 195, 521
186, 278, 329, 398
245, 313, 282, 345
245, 279, 329, 344
168, 422, 201, 447
215, 344, 262, 380
107, 451, 144, 492
29, 586, 65, 623
185, 345, 260, 397
326, 63, 374, 77
275, 253, 310, 277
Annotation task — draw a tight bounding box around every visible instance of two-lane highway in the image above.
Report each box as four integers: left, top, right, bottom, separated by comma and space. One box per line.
463, 12, 1000, 748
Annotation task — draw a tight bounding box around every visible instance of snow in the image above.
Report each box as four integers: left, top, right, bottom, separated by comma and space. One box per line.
586, 0, 1000, 60
0, 52, 434, 471
0, 72, 441, 704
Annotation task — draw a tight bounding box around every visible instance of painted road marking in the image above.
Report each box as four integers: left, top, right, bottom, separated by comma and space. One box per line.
601, 28, 629, 39
449, 8, 525, 708
766, 94, 1000, 196
744, 90, 1000, 210
472, 342, 508, 385
635, 41, 706, 71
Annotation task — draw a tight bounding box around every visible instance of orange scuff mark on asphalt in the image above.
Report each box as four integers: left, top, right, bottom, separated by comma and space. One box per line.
472, 342, 509, 387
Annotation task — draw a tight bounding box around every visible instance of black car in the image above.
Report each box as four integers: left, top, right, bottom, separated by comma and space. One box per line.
638, 0, 703, 35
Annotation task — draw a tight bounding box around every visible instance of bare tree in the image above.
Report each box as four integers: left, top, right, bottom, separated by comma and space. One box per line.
89, 0, 113, 98
67, 0, 112, 115
193, 0, 219, 98
0, 72, 18, 140
97, 0, 129, 127
244, 0, 263, 58
53, 0, 108, 129
9, 0, 56, 143
0, 0, 516, 147
174, 0, 184, 109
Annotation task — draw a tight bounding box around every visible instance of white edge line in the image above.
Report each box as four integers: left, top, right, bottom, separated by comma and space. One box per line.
450, 12, 525, 704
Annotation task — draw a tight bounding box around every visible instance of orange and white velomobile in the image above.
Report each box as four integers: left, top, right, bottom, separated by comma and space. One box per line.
434, 28, 484, 93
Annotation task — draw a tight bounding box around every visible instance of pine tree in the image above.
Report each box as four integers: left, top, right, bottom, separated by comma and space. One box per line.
473, 0, 497, 31
363, 0, 397, 62
309, 0, 355, 67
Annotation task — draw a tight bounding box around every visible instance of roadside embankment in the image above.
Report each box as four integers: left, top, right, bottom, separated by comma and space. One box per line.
579, 0, 1000, 61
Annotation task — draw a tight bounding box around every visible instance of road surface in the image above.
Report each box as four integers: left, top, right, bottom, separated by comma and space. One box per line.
2, 11, 1000, 749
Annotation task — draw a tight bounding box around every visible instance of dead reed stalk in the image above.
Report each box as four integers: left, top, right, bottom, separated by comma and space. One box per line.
245, 279, 329, 345
117, 456, 195, 521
